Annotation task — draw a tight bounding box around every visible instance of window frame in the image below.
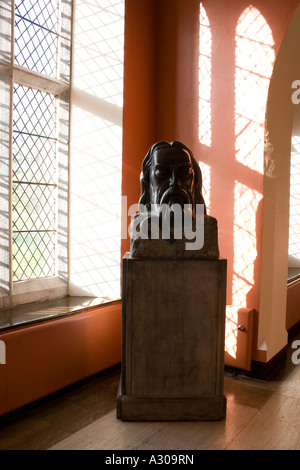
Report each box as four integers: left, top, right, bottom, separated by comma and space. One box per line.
0, 0, 73, 308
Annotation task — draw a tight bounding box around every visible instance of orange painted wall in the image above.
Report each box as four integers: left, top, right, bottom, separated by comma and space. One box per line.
121, 0, 158, 257
0, 302, 121, 416
121, 0, 300, 364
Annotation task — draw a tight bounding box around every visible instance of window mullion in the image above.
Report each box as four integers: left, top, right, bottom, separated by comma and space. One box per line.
14, 65, 69, 96
9, 0, 15, 293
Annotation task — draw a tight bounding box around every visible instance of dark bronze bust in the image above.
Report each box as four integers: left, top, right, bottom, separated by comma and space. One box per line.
139, 141, 206, 215
130, 141, 219, 259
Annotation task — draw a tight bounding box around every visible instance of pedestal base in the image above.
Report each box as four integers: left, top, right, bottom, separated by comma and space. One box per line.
117, 386, 226, 421
117, 254, 227, 421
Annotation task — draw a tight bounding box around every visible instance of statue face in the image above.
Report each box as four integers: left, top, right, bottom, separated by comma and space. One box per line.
149, 147, 195, 207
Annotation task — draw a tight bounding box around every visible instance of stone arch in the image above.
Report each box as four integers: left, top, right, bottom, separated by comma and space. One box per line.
259, 4, 300, 360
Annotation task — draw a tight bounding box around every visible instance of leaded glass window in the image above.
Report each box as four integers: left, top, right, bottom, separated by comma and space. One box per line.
14, 0, 60, 77
11, 0, 66, 282
0, 0, 72, 288
12, 84, 58, 280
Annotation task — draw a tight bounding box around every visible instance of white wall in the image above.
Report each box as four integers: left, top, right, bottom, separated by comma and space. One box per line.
69, 0, 124, 300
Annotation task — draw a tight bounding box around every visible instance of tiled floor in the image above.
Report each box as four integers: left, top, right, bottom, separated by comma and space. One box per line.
0, 327, 300, 450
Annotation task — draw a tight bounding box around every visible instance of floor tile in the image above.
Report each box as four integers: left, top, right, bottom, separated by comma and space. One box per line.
0, 415, 70, 450
50, 399, 257, 450
139, 401, 257, 451
229, 393, 300, 450
224, 374, 273, 409
50, 410, 169, 450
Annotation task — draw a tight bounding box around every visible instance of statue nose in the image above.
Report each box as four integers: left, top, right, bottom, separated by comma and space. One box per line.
169, 170, 178, 186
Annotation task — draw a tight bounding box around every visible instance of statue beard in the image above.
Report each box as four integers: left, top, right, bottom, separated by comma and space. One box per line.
155, 185, 193, 209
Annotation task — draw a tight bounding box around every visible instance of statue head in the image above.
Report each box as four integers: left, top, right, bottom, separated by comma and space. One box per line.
139, 141, 206, 214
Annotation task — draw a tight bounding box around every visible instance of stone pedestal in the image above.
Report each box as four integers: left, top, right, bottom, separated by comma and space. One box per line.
117, 253, 227, 421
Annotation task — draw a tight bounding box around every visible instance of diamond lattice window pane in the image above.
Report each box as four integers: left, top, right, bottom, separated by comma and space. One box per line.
13, 85, 56, 137
12, 183, 56, 233
15, 0, 59, 31
14, 0, 59, 77
12, 84, 58, 281
13, 134, 56, 184
12, 231, 56, 281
